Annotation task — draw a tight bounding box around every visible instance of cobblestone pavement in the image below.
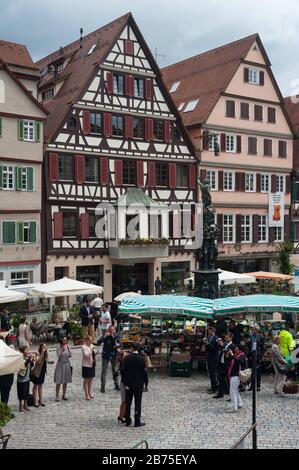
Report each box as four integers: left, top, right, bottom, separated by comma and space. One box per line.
4, 344, 299, 449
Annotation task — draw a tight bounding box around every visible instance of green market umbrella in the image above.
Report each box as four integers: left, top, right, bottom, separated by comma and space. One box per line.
119, 295, 214, 319
214, 294, 299, 316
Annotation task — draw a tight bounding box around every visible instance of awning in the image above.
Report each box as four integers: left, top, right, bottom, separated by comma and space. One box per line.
30, 277, 103, 298
0, 340, 24, 376
214, 294, 299, 316
247, 271, 293, 281
184, 270, 256, 287
119, 295, 214, 319
114, 292, 142, 302
0, 287, 27, 304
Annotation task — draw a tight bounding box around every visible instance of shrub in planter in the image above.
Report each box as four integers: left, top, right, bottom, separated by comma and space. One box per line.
70, 322, 84, 344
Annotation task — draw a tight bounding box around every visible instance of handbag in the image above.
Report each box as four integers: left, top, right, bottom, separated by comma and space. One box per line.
239, 368, 252, 383
276, 363, 287, 374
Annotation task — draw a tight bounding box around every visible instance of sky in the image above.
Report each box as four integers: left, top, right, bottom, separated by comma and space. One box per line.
1, 0, 299, 97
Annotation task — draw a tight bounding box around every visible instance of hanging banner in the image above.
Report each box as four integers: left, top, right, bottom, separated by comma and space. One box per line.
269, 193, 284, 227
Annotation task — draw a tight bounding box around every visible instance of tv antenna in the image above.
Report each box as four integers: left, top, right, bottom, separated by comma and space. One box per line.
153, 46, 166, 64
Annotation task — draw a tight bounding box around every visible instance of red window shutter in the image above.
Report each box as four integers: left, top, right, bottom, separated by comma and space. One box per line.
189, 165, 196, 189
220, 133, 226, 152
169, 163, 177, 189
53, 212, 63, 239
164, 121, 171, 143
236, 214, 242, 243
240, 172, 246, 192
125, 115, 133, 139
237, 135, 242, 153
82, 110, 91, 135
115, 160, 123, 186
81, 213, 89, 240
49, 153, 59, 182
148, 162, 156, 188
259, 71, 265, 86
202, 131, 209, 151
75, 154, 85, 184
124, 39, 134, 55
145, 119, 153, 141
125, 75, 134, 96
103, 113, 112, 137
284, 215, 290, 240
256, 173, 261, 192
217, 214, 223, 243
145, 79, 153, 100
286, 175, 291, 194
106, 72, 113, 94
271, 174, 277, 193
173, 211, 181, 239
218, 171, 223, 191
253, 215, 259, 244
200, 169, 207, 182
136, 161, 144, 187
100, 157, 109, 185
244, 67, 249, 83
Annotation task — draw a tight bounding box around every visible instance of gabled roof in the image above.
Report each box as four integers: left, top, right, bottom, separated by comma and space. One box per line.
35, 13, 131, 142
0, 40, 38, 70
162, 34, 265, 127
284, 96, 299, 136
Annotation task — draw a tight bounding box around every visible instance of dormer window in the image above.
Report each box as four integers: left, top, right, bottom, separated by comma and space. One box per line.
178, 103, 185, 111
87, 43, 97, 56
183, 99, 199, 113
169, 82, 180, 93
42, 89, 54, 101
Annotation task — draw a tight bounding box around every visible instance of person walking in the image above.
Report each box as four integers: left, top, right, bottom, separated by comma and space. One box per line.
97, 325, 120, 393
18, 318, 31, 349
204, 327, 219, 394
91, 294, 103, 335
271, 335, 287, 397
81, 335, 99, 400
31, 343, 54, 407
99, 304, 111, 337
248, 325, 265, 392
17, 346, 35, 412
226, 345, 246, 413
54, 337, 72, 402
122, 342, 148, 427
80, 299, 95, 341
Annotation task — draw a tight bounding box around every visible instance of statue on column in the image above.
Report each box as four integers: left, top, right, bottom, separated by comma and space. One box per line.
196, 179, 218, 271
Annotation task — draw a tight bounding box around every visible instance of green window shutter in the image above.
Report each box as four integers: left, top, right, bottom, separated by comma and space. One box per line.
18, 120, 24, 140
0, 117, 2, 138
15, 167, 22, 190
29, 221, 37, 243
27, 167, 34, 191
17, 221, 24, 244
0, 165, 3, 190
2, 221, 16, 244
35, 121, 40, 142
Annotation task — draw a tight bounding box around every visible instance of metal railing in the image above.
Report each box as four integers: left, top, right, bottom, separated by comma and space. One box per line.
132, 440, 149, 449
231, 424, 257, 449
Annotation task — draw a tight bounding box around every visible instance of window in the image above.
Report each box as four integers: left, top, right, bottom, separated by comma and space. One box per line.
248, 137, 257, 155
123, 161, 136, 185
2, 221, 36, 244
254, 105, 263, 122
85, 157, 99, 183
126, 214, 140, 239
240, 102, 250, 120
11, 271, 33, 286
226, 100, 235, 118
224, 172, 234, 191
87, 43, 97, 56
90, 112, 102, 134
63, 212, 77, 237
89, 212, 100, 238
241, 215, 252, 243
268, 107, 276, 124
276, 175, 285, 193
249, 69, 260, 85
184, 99, 199, 112
176, 165, 189, 187
133, 118, 145, 139
134, 78, 145, 98
258, 215, 268, 242
264, 139, 272, 156
223, 214, 235, 243
275, 226, 284, 242
156, 163, 168, 187
2, 165, 14, 190
112, 115, 124, 137
21, 167, 34, 191
169, 82, 180, 93
58, 155, 74, 181
23, 121, 35, 141
153, 120, 163, 141
208, 134, 220, 152
178, 103, 185, 111
261, 174, 270, 193
67, 117, 77, 131
226, 134, 237, 152
206, 170, 218, 191
113, 75, 124, 95
172, 125, 181, 142
42, 89, 54, 101
23, 222, 30, 243
279, 141, 287, 158
245, 173, 256, 192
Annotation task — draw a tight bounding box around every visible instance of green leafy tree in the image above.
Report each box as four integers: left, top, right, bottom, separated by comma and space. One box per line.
277, 241, 295, 275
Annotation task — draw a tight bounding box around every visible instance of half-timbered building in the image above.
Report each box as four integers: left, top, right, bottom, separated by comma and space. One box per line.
37, 13, 197, 299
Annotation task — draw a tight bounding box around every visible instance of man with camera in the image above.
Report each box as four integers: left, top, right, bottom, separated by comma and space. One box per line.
213, 333, 236, 399
203, 327, 220, 394
97, 325, 120, 393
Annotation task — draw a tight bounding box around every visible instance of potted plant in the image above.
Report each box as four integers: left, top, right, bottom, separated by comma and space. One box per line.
70, 322, 84, 345
0, 403, 14, 449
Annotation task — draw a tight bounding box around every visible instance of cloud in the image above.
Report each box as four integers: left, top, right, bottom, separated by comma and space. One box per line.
1, 0, 299, 95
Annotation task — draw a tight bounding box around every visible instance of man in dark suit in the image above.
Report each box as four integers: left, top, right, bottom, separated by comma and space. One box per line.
122, 342, 148, 427
79, 299, 95, 340
203, 327, 219, 394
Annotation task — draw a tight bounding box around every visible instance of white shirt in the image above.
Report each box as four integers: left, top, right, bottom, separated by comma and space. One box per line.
100, 311, 111, 330
91, 297, 103, 309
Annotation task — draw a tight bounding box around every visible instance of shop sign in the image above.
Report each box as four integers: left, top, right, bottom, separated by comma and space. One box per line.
269, 193, 284, 228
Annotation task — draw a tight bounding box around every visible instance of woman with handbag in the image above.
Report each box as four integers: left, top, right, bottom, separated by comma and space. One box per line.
17, 346, 35, 412
31, 343, 54, 407
81, 336, 99, 400
226, 345, 246, 413
271, 335, 287, 397
54, 336, 72, 402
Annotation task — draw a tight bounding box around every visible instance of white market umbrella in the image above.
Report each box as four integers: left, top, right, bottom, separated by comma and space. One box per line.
114, 292, 142, 302
30, 277, 103, 298
0, 340, 24, 376
219, 270, 256, 286
0, 286, 27, 304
